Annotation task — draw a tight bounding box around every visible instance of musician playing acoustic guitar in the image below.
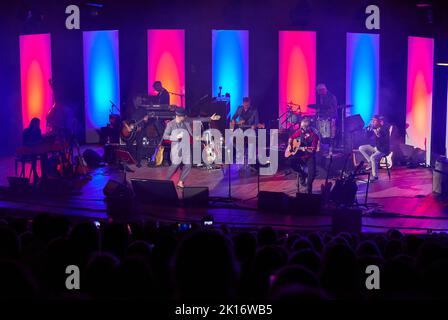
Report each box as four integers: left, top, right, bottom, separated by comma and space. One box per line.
285, 117, 319, 194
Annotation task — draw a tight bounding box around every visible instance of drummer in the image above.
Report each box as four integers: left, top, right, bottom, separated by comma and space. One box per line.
316, 83, 338, 119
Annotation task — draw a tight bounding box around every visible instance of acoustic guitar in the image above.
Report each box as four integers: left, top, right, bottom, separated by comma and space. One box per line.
121, 112, 155, 142
284, 138, 317, 158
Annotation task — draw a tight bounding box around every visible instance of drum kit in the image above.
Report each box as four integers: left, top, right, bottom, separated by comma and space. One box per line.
280, 101, 353, 145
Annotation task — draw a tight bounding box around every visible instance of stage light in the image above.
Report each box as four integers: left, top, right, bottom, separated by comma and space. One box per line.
279, 31, 316, 124
83, 30, 120, 143
346, 32, 380, 123
19, 33, 53, 132
406, 36, 434, 164
212, 30, 249, 117
147, 29, 185, 107
436, 62, 448, 67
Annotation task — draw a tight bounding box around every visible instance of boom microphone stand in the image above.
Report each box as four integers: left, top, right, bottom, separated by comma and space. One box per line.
168, 91, 185, 107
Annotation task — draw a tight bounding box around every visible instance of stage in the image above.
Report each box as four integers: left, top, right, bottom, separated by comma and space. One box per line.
1, 150, 447, 234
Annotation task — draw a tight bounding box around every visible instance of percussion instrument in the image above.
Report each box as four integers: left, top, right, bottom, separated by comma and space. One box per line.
317, 118, 336, 139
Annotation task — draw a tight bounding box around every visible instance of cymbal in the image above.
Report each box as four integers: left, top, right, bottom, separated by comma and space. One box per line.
337, 104, 353, 109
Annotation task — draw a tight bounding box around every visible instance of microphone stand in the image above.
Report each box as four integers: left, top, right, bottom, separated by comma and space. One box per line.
168, 91, 185, 107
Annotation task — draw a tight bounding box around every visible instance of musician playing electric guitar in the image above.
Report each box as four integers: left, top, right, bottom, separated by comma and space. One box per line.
230, 97, 259, 130
285, 117, 319, 194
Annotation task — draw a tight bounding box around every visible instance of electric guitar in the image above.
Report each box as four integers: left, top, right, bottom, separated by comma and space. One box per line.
230, 120, 265, 130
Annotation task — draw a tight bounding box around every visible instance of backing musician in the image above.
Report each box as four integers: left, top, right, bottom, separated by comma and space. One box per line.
316, 83, 337, 119
287, 117, 319, 194
358, 115, 390, 182
230, 97, 259, 129
22, 118, 44, 182
230, 97, 260, 169
152, 81, 170, 105
125, 113, 149, 168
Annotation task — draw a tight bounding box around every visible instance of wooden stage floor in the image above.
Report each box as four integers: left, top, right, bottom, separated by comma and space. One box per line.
1, 154, 448, 233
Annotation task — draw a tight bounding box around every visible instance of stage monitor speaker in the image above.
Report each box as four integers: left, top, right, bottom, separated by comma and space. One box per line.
433, 157, 448, 196
182, 187, 209, 207
103, 179, 131, 198
258, 191, 290, 213
288, 193, 323, 216
7, 177, 30, 193
345, 114, 365, 132
332, 208, 362, 234
131, 179, 179, 205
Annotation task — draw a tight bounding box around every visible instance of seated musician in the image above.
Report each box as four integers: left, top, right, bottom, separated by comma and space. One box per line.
163, 108, 220, 189
125, 113, 149, 168
358, 115, 390, 182
288, 117, 319, 194
22, 118, 43, 182
152, 81, 170, 105
230, 97, 259, 129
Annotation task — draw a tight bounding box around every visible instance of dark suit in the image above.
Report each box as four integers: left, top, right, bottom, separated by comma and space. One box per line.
156, 88, 170, 105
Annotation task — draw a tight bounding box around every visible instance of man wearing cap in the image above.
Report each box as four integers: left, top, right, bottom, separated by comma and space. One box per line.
163, 108, 220, 188
358, 115, 390, 181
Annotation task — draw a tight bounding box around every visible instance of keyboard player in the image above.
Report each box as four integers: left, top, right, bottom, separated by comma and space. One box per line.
21, 118, 43, 182
151, 81, 170, 105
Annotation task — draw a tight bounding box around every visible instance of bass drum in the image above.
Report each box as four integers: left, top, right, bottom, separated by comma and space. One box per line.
317, 118, 336, 139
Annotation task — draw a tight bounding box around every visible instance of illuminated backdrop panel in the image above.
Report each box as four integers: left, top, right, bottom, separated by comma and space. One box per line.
406, 36, 434, 163
279, 31, 316, 124
212, 30, 249, 117
346, 32, 380, 123
83, 30, 120, 143
19, 33, 53, 132
147, 29, 185, 107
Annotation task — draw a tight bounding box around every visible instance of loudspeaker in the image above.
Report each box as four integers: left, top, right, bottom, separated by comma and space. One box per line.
332, 208, 362, 234
7, 177, 30, 193
103, 180, 131, 198
83, 149, 103, 168
131, 179, 179, 205
258, 191, 290, 213
288, 193, 323, 215
433, 157, 448, 195
182, 187, 209, 207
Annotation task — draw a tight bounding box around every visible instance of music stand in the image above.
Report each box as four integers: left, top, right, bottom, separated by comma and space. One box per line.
116, 150, 136, 183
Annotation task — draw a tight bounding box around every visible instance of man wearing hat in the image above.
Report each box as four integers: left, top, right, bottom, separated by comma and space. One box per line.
358, 114, 390, 181
163, 107, 220, 188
